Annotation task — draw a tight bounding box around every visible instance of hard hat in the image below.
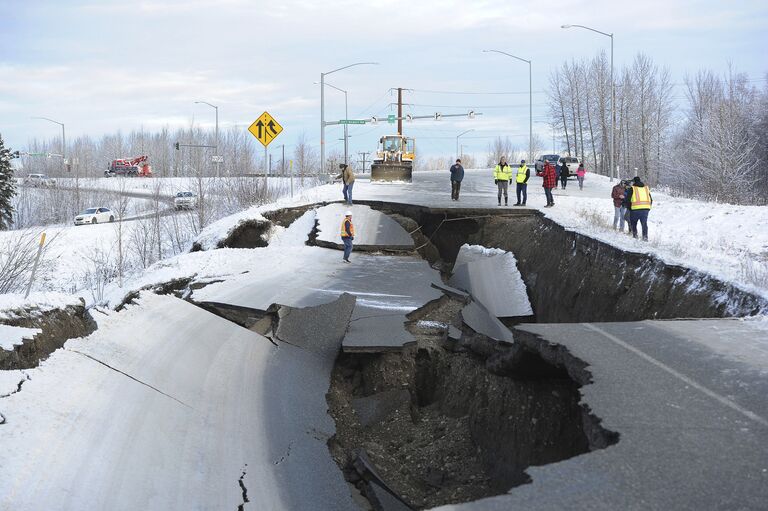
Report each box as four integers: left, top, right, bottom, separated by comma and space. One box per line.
345, 210, 352, 216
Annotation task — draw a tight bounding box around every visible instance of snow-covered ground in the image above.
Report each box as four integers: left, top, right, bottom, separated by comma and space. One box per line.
196, 169, 768, 302
1, 168, 766, 305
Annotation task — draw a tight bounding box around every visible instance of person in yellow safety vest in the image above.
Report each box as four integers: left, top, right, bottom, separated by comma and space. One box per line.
624, 176, 653, 241
513, 159, 530, 206
340, 210, 355, 263
493, 156, 513, 206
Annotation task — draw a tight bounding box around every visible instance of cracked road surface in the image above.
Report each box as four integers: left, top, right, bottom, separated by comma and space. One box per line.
436, 319, 768, 511
0, 293, 356, 510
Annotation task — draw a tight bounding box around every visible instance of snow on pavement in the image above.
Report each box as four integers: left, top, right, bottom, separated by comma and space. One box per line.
0, 292, 357, 510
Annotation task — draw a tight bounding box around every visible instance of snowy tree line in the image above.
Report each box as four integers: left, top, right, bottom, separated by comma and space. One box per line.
548, 52, 767, 204
19, 125, 320, 180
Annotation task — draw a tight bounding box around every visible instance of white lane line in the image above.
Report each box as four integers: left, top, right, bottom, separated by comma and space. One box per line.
583, 323, 768, 428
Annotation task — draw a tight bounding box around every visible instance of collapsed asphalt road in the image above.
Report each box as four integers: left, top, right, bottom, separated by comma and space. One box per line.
1, 200, 766, 510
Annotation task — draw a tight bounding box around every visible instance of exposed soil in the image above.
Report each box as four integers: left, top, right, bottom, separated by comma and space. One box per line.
0, 301, 96, 370
327, 293, 618, 510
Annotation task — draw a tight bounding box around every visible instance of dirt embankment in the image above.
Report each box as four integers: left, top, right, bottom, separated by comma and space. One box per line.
0, 300, 96, 370
359, 201, 768, 321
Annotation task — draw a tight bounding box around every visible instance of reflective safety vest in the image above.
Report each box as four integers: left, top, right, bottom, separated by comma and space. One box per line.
516, 165, 528, 184
630, 185, 652, 210
340, 218, 355, 237
494, 164, 512, 181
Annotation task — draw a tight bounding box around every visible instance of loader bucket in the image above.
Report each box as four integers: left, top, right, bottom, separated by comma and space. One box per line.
371, 163, 412, 183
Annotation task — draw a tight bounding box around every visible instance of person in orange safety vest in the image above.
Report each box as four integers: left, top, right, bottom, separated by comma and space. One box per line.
340, 210, 355, 263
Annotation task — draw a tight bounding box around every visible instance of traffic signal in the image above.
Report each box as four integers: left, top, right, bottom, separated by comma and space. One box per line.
174, 142, 180, 150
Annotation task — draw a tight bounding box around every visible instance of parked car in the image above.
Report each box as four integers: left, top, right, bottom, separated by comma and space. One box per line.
174, 191, 197, 210
74, 207, 115, 225
23, 173, 57, 187
535, 154, 560, 174
558, 156, 580, 177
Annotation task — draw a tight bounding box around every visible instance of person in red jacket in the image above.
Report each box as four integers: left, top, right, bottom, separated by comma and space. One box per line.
542, 161, 556, 207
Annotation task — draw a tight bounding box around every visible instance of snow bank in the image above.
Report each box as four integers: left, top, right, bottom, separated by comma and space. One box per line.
0, 292, 83, 320
0, 325, 42, 351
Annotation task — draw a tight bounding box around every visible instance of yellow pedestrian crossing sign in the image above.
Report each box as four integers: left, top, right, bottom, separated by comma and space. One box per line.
249, 111, 283, 147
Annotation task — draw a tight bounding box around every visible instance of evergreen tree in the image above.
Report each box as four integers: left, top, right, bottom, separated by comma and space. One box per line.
0, 133, 17, 230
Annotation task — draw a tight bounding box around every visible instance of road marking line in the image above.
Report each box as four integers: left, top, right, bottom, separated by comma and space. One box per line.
583, 323, 768, 428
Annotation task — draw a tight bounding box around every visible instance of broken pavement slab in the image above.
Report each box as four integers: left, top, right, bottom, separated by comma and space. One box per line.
0, 293, 357, 510
274, 293, 356, 357
315, 203, 415, 251
449, 244, 533, 319
460, 300, 514, 343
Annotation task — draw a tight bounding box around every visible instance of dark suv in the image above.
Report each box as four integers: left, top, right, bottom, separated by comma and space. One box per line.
535, 154, 560, 174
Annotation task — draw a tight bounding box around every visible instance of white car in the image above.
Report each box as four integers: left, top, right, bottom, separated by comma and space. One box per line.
174, 191, 197, 210
558, 156, 580, 177
74, 207, 115, 225
23, 173, 57, 187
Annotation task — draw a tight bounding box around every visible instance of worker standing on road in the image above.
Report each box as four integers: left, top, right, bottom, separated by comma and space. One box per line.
449, 158, 464, 201
514, 159, 530, 206
625, 176, 653, 241
611, 180, 627, 231
542, 160, 556, 207
560, 161, 570, 189
337, 163, 355, 205
576, 162, 586, 190
340, 210, 355, 262
493, 156, 513, 206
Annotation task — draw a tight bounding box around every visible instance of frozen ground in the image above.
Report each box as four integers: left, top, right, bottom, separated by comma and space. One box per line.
197, 169, 768, 302
2, 167, 766, 305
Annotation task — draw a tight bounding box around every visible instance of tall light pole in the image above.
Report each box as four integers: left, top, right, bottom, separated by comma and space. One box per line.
562, 24, 614, 182
316, 81, 349, 166
483, 50, 532, 162
194, 101, 219, 177
456, 129, 474, 160
321, 62, 378, 174
32, 116, 66, 172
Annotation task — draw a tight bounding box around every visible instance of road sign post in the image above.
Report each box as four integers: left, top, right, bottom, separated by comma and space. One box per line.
248, 111, 283, 148
248, 111, 283, 177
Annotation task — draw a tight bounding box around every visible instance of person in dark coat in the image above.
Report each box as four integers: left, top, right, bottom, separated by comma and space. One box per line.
449, 159, 464, 201
624, 176, 653, 241
560, 161, 570, 189
542, 160, 556, 207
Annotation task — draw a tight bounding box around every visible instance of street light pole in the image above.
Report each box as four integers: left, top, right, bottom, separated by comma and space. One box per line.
32, 117, 66, 172
483, 50, 532, 162
456, 129, 474, 160
319, 82, 349, 166
320, 62, 378, 175
194, 101, 219, 177
561, 24, 614, 182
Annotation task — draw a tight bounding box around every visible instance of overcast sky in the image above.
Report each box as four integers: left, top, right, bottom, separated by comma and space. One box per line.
1, 0, 767, 161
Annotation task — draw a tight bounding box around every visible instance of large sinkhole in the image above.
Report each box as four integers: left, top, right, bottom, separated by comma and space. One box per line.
327, 332, 618, 510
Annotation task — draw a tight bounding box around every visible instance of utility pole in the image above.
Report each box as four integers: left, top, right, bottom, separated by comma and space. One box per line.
397, 87, 403, 136
282, 144, 285, 176
358, 151, 370, 173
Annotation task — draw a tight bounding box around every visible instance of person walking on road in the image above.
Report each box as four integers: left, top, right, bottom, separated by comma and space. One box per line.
576, 162, 586, 190
612, 180, 628, 231
555, 160, 561, 185
493, 156, 513, 206
542, 160, 556, 207
514, 159, 530, 206
625, 176, 653, 241
560, 161, 570, 189
340, 210, 355, 262
337, 164, 355, 205
449, 158, 464, 201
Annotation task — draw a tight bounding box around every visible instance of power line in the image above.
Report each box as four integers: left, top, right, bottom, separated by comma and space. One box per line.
410, 88, 547, 95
